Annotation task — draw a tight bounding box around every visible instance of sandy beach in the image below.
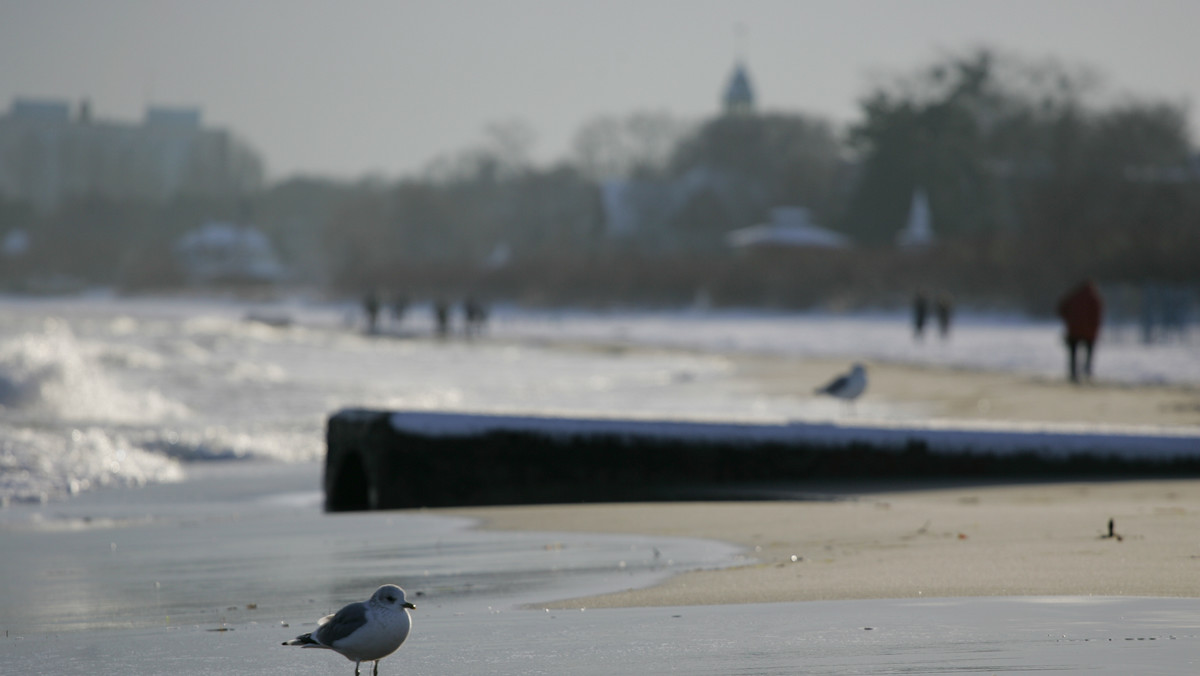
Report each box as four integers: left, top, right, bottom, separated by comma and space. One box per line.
734, 353, 1200, 429
428, 353, 1200, 612
4, 298, 1200, 673
443, 479, 1200, 610
436, 356, 1200, 607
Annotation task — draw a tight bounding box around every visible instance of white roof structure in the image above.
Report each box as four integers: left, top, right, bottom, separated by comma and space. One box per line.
896, 188, 935, 249
174, 221, 286, 283
727, 207, 850, 250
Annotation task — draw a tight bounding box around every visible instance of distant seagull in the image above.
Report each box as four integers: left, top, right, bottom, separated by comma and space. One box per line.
815, 363, 868, 403
284, 584, 415, 676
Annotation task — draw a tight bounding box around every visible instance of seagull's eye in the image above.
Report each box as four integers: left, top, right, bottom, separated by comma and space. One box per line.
386, 595, 396, 602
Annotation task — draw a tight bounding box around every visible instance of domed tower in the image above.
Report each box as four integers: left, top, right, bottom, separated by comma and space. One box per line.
722, 62, 756, 115
721, 24, 755, 115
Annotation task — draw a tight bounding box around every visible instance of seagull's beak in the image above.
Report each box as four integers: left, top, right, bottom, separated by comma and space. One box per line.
404, 601, 416, 609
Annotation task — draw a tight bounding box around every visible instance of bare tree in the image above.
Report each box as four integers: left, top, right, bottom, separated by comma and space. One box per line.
572, 111, 694, 180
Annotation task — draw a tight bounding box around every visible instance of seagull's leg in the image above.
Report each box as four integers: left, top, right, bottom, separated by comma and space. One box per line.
373, 660, 380, 676
354, 660, 361, 676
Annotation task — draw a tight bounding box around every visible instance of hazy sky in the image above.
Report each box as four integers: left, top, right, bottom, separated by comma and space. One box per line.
3, 0, 1197, 182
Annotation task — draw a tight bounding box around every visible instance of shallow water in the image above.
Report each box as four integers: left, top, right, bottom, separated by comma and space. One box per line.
0, 462, 742, 634
4, 462, 1198, 674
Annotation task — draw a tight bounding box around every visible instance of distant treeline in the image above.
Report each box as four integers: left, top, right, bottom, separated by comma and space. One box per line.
2, 48, 1197, 312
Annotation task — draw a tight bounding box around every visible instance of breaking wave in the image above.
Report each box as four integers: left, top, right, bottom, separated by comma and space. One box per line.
0, 319, 188, 424
0, 425, 184, 505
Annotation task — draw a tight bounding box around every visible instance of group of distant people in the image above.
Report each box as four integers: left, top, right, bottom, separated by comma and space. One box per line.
802, 277, 1112, 416
431, 297, 489, 338
911, 290, 954, 340
362, 290, 409, 335
1136, 284, 1192, 344
364, 279, 1112, 384
361, 291, 488, 339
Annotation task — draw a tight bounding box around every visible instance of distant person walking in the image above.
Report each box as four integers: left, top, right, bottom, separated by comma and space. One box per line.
433, 299, 451, 338
935, 292, 954, 339
362, 290, 381, 334
462, 297, 488, 338
912, 290, 929, 340
1057, 279, 1104, 383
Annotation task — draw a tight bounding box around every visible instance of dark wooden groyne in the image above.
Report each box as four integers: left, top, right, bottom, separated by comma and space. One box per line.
324, 409, 1200, 511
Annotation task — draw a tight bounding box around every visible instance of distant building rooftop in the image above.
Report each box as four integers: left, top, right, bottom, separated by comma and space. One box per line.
10, 98, 71, 123
0, 97, 262, 211
145, 106, 201, 129
727, 207, 850, 250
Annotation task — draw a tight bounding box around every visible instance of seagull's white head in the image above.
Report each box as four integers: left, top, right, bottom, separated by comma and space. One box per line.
370, 584, 416, 610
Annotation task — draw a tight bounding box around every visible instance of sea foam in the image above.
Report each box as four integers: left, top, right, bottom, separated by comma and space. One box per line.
0, 425, 183, 505
0, 319, 187, 424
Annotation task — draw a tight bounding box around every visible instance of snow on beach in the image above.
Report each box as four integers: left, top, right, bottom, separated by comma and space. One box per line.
486, 306, 1200, 387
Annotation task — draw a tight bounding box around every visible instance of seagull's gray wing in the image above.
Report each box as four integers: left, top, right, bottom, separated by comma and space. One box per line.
817, 374, 849, 395
314, 601, 369, 646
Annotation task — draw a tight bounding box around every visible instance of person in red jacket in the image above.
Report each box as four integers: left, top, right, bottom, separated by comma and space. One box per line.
1057, 279, 1104, 382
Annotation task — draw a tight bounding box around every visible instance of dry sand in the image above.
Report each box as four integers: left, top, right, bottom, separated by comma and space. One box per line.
439, 356, 1200, 609
443, 479, 1200, 609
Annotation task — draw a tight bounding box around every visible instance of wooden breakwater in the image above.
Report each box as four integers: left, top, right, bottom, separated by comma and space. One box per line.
323, 409, 1200, 511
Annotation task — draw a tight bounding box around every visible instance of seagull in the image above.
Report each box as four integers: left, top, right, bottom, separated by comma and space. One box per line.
283, 584, 415, 676
815, 363, 867, 403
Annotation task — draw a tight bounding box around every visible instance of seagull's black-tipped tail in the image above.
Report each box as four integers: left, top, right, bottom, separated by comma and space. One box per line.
282, 632, 321, 647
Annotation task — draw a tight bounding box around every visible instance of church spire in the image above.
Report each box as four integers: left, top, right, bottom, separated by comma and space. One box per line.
722, 24, 755, 115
